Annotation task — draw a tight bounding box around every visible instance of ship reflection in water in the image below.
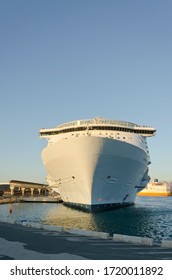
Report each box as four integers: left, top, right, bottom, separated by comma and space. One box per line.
0, 196, 172, 243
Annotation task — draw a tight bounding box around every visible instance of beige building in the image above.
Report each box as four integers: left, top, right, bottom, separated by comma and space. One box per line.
0, 180, 48, 196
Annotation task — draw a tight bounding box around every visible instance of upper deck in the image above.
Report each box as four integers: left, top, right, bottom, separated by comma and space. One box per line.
40, 117, 156, 138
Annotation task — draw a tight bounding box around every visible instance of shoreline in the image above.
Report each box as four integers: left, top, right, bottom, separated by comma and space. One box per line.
0, 195, 62, 205
0, 197, 18, 204
0, 219, 172, 260
1, 215, 172, 247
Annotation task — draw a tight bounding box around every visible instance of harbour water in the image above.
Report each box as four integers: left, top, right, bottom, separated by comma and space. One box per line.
0, 196, 172, 243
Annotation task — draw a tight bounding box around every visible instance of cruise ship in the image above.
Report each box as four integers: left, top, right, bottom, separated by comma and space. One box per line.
138, 180, 172, 196
40, 117, 156, 212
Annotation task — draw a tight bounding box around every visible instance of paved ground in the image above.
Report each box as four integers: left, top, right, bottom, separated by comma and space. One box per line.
0, 222, 172, 260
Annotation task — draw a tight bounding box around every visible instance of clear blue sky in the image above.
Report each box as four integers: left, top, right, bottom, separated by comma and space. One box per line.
0, 0, 172, 183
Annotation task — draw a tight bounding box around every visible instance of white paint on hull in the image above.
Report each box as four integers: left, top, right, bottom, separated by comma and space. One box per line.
41, 136, 149, 208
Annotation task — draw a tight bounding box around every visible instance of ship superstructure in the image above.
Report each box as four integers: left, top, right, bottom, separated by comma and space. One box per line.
138, 180, 172, 196
40, 117, 156, 212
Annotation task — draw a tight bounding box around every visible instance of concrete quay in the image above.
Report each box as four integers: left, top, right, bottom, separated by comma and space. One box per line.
0, 221, 172, 260
0, 197, 17, 204
0, 195, 62, 204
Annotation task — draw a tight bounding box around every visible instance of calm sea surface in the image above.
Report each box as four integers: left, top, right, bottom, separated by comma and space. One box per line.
0, 196, 172, 243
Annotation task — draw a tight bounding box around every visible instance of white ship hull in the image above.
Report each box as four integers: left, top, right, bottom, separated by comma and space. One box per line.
41, 136, 149, 212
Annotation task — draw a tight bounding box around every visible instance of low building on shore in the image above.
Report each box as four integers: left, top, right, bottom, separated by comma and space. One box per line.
0, 180, 49, 197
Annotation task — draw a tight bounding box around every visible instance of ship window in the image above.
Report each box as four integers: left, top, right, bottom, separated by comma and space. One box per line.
40, 125, 155, 136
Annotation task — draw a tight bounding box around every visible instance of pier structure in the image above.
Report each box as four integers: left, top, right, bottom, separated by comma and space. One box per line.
0, 180, 48, 197
9, 180, 48, 196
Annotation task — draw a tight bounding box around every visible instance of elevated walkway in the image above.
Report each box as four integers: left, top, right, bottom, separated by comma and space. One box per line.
0, 180, 49, 196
